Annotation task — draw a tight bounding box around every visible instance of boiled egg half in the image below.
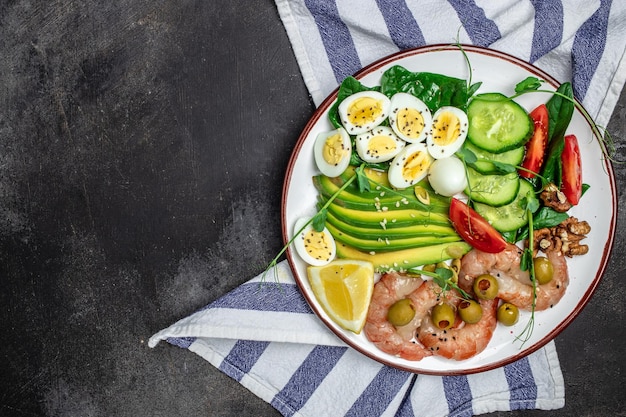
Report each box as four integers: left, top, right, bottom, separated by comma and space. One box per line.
338, 91, 391, 135
355, 126, 405, 163
387, 142, 434, 189
313, 127, 351, 177
388, 93, 432, 143
293, 217, 336, 266
427, 106, 469, 159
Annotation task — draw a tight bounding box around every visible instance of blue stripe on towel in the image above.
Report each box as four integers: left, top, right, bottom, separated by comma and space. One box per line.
208, 282, 312, 314
219, 340, 270, 382
271, 345, 348, 416
529, 0, 564, 63
504, 357, 537, 410
303, 0, 362, 83
345, 367, 414, 416
443, 375, 473, 416
375, 0, 425, 49
395, 373, 418, 417
166, 336, 196, 349
447, 0, 500, 46
572, 0, 611, 100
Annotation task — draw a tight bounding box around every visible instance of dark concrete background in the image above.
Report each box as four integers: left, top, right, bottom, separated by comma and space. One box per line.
1, 1, 624, 416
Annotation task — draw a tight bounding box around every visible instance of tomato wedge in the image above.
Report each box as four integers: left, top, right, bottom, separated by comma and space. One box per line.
449, 198, 506, 253
561, 134, 582, 205
519, 104, 549, 178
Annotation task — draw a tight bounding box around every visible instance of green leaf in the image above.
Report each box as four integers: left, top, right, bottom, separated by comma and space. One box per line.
380, 65, 470, 111
355, 164, 371, 193
467, 81, 483, 98
312, 209, 327, 232
532, 206, 569, 229
515, 77, 544, 93
520, 248, 532, 272
520, 189, 540, 213
457, 147, 477, 164
491, 161, 517, 174
546, 82, 575, 143
541, 83, 574, 185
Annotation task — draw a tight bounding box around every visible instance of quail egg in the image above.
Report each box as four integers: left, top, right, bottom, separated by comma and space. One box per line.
388, 93, 432, 143
387, 142, 434, 189
427, 106, 469, 159
293, 217, 336, 266
313, 127, 352, 177
337, 91, 391, 135
427, 155, 467, 196
355, 126, 405, 163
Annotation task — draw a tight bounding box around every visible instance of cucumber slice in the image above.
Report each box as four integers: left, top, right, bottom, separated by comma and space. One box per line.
461, 141, 525, 175
473, 179, 535, 232
465, 167, 520, 206
467, 93, 532, 153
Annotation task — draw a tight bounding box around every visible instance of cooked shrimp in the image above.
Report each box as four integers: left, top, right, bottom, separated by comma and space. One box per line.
417, 297, 498, 360
458, 243, 569, 311
363, 273, 439, 361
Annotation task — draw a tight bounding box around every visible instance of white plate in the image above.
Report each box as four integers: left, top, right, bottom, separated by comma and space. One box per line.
281, 44, 616, 375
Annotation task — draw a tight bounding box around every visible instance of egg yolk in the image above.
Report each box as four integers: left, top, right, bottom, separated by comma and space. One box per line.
347, 97, 384, 125
366, 134, 398, 158
323, 133, 348, 166
304, 229, 334, 262
402, 150, 431, 181
432, 111, 461, 146
396, 107, 425, 139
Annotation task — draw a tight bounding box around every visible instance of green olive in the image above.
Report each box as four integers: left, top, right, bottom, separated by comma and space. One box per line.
533, 256, 554, 285
431, 303, 456, 330
387, 298, 415, 327
497, 302, 519, 326
458, 299, 483, 324
473, 274, 499, 300
422, 264, 437, 274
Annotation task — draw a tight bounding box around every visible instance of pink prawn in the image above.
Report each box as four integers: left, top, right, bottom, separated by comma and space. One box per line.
363, 273, 439, 361
459, 243, 569, 311
417, 297, 498, 360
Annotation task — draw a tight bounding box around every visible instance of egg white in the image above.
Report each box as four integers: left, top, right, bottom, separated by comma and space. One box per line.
313, 127, 352, 177
355, 126, 406, 163
427, 156, 468, 197
292, 217, 336, 266
427, 106, 469, 159
387, 142, 434, 189
338, 91, 391, 135
388, 93, 432, 143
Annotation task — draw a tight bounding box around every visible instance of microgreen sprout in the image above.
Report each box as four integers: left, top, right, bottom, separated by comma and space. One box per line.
515, 202, 538, 346
415, 266, 472, 300
261, 164, 370, 284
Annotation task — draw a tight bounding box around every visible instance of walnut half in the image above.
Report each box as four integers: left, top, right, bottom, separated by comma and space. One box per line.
533, 217, 591, 257
539, 183, 572, 213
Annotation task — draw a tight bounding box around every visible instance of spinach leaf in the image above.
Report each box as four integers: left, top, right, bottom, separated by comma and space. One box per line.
328, 77, 379, 129
533, 206, 569, 229
380, 65, 469, 111
546, 82, 574, 142
512, 206, 569, 243
541, 82, 574, 185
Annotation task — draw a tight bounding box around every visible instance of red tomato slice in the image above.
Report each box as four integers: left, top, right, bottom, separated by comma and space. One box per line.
519, 104, 549, 178
449, 198, 507, 253
561, 134, 582, 205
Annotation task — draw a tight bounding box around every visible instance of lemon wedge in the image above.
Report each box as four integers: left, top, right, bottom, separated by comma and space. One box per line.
307, 259, 375, 334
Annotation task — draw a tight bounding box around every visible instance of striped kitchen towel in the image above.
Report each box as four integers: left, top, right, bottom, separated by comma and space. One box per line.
150, 261, 565, 417
150, 2, 626, 416
276, 0, 626, 127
